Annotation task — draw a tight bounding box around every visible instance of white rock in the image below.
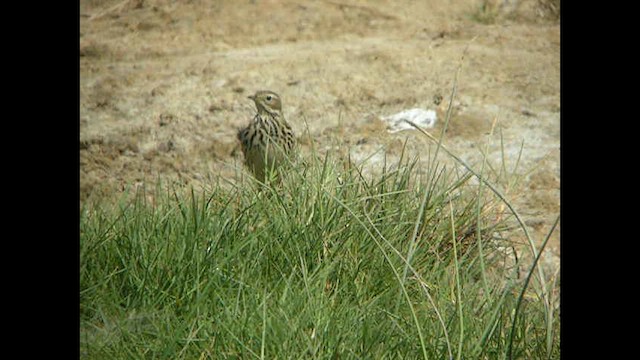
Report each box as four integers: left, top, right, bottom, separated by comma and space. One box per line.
381, 108, 437, 133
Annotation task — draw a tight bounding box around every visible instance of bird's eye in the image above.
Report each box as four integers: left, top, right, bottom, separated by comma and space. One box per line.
266, 95, 272, 101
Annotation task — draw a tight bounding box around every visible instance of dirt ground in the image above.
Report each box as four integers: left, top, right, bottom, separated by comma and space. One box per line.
80, 0, 559, 276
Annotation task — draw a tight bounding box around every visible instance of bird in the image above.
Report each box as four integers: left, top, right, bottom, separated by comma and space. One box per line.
237, 90, 296, 183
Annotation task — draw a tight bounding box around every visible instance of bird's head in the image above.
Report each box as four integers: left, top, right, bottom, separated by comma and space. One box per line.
249, 90, 282, 115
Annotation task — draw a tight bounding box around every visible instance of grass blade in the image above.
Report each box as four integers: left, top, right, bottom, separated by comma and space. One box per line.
506, 215, 559, 359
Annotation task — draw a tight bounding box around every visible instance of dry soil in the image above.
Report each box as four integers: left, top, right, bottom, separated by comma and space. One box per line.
80, 0, 560, 276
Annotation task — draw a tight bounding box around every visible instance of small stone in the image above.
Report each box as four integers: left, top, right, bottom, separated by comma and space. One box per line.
209, 104, 224, 113
158, 113, 175, 126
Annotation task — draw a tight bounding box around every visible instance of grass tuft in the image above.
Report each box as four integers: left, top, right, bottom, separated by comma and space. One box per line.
81, 138, 559, 358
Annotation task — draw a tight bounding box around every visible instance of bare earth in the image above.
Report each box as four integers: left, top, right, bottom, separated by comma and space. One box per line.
80, 0, 559, 275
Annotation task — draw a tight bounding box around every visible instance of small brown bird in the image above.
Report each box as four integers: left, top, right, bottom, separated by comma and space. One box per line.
237, 90, 296, 183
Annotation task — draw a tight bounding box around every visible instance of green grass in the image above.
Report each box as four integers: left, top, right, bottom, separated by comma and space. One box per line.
80, 136, 559, 359
470, 0, 501, 24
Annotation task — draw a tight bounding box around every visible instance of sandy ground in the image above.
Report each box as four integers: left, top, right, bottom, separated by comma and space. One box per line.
80, 0, 559, 275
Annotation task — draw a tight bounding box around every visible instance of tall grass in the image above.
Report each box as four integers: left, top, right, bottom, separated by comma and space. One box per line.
80, 136, 559, 358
